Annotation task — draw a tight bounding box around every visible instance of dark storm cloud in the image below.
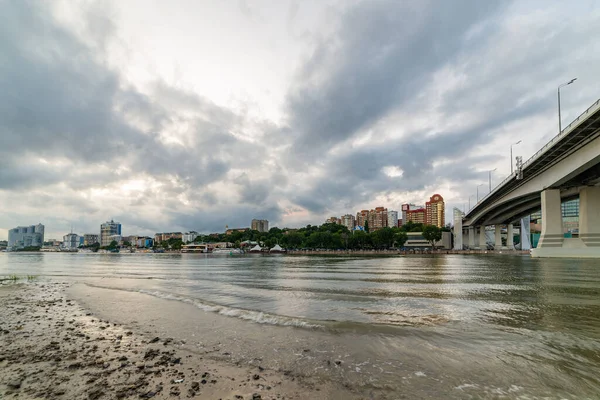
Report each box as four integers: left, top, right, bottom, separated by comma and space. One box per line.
285, 0, 506, 157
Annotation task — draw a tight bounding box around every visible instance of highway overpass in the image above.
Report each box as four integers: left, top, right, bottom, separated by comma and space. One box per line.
460, 97, 600, 258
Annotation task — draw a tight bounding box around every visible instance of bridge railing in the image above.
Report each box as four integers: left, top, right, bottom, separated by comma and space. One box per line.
468, 97, 600, 216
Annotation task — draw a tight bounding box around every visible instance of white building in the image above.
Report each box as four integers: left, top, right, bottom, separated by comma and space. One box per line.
182, 231, 199, 243
63, 233, 80, 250
107, 234, 122, 245
341, 214, 355, 232
8, 224, 45, 250
251, 219, 269, 233
387, 210, 399, 228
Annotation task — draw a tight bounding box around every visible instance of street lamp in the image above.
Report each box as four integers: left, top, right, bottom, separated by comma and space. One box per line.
510, 140, 522, 175
476, 183, 484, 202
488, 168, 497, 192
468, 195, 474, 211
558, 78, 577, 134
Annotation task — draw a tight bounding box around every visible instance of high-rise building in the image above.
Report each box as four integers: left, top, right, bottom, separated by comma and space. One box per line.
401, 204, 423, 225
356, 210, 370, 228
425, 194, 445, 228
100, 220, 122, 247
340, 214, 355, 232
63, 233, 80, 249
325, 217, 340, 224
406, 208, 426, 224
154, 232, 183, 243
8, 224, 45, 250
83, 234, 99, 246
368, 207, 388, 231
387, 210, 399, 228
251, 219, 269, 233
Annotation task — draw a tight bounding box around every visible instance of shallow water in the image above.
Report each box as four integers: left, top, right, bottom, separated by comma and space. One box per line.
2, 252, 600, 398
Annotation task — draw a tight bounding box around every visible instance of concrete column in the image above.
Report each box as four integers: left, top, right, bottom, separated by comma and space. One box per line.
507, 224, 514, 249
494, 225, 502, 248
537, 189, 563, 248
479, 226, 487, 249
468, 227, 475, 248
579, 186, 600, 248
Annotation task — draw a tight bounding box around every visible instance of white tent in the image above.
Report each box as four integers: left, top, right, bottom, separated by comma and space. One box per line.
270, 244, 284, 252
249, 244, 262, 252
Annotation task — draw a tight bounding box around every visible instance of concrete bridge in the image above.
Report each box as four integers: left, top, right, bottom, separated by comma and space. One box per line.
460, 98, 600, 258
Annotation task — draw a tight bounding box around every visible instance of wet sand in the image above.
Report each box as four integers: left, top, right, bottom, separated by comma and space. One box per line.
0, 283, 361, 400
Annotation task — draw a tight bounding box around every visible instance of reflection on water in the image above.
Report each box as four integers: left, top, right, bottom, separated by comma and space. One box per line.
2, 253, 600, 397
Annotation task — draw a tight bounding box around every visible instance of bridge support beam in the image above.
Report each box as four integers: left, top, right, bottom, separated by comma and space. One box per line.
507, 224, 514, 249
479, 226, 487, 249
494, 225, 502, 249
536, 189, 564, 249
532, 187, 600, 258
468, 227, 475, 249
580, 186, 600, 248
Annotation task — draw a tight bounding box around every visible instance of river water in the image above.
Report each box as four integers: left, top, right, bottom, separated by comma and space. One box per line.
1, 252, 599, 398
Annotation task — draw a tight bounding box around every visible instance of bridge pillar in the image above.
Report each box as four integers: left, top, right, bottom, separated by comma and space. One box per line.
580, 186, 600, 248
537, 189, 564, 249
494, 225, 502, 249
468, 227, 475, 248
507, 224, 514, 249
479, 226, 487, 249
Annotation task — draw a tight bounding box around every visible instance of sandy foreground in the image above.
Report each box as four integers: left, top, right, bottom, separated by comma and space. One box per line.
0, 283, 363, 400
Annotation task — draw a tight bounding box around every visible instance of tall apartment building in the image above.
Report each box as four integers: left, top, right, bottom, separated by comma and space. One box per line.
251, 219, 269, 233
340, 214, 355, 232
368, 207, 388, 232
325, 217, 340, 224
8, 224, 45, 250
356, 210, 370, 228
100, 220, 122, 247
83, 234, 99, 245
63, 233, 80, 249
406, 208, 426, 224
401, 204, 423, 225
425, 194, 445, 228
387, 210, 399, 228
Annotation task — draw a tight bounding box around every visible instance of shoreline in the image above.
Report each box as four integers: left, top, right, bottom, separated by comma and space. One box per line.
0, 282, 361, 400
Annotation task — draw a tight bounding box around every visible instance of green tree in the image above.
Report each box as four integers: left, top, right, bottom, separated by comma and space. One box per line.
364, 220, 370, 233
123, 241, 132, 247
286, 232, 303, 249
107, 240, 118, 250
422, 225, 442, 249
394, 232, 408, 248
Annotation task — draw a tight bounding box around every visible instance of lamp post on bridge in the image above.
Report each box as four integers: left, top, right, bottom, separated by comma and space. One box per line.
558, 78, 577, 134
488, 168, 497, 192
476, 183, 484, 203
469, 195, 474, 211
510, 140, 521, 175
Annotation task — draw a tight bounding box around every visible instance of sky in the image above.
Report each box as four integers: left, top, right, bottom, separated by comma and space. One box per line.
1, 0, 600, 240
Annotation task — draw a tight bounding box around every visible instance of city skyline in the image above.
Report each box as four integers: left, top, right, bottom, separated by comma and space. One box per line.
1, 1, 600, 241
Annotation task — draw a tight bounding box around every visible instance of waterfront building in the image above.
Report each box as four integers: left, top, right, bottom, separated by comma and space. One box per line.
403, 231, 452, 250
368, 207, 388, 232
387, 210, 399, 228
62, 233, 80, 250
406, 208, 426, 224
325, 217, 340, 224
108, 234, 122, 245
425, 194, 445, 228
8, 223, 45, 250
83, 234, 99, 246
154, 232, 183, 243
251, 219, 269, 233
401, 204, 423, 225
356, 210, 370, 228
136, 237, 153, 248
341, 214, 355, 232
100, 220, 122, 247
182, 231, 199, 243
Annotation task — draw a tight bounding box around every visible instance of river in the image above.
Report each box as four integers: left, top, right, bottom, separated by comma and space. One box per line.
1, 252, 599, 398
